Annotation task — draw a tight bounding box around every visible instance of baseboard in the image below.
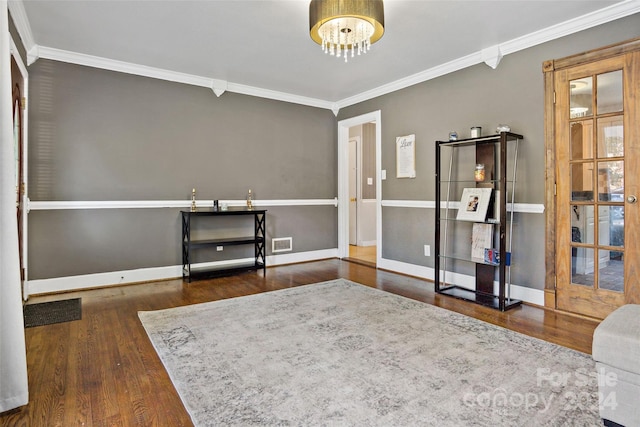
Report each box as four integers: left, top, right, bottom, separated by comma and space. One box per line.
27, 249, 339, 296
377, 257, 545, 306
266, 248, 338, 266
28, 265, 184, 296
28, 251, 544, 305
377, 258, 435, 282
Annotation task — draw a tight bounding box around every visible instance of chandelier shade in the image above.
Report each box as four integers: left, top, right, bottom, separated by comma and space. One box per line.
309, 0, 385, 62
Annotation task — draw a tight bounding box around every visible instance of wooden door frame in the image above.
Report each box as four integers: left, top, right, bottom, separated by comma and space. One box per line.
543, 36, 640, 310
10, 37, 29, 300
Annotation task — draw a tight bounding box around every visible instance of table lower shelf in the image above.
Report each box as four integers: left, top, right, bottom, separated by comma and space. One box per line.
183, 261, 266, 282
436, 285, 522, 311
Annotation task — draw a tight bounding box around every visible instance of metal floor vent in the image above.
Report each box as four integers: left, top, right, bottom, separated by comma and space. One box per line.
272, 237, 292, 253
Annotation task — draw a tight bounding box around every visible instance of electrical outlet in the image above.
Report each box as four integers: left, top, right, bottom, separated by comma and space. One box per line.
216, 246, 223, 251
424, 245, 430, 257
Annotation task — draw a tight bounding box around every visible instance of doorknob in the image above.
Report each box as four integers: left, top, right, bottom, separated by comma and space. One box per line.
350, 197, 357, 202
627, 195, 638, 204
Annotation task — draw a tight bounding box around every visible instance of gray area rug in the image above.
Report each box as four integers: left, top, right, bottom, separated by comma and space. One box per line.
138, 279, 601, 426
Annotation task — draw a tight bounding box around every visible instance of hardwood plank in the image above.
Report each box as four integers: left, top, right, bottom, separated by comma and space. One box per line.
0, 260, 599, 426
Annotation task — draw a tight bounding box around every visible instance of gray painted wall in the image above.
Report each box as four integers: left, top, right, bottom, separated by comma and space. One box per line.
338, 14, 640, 291
27, 60, 337, 280
24, 14, 640, 290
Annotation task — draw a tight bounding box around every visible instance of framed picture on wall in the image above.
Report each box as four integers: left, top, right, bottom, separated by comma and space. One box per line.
456, 188, 492, 222
396, 134, 416, 178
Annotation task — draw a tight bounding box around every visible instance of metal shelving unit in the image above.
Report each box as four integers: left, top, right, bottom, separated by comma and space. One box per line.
181, 208, 266, 282
434, 132, 523, 311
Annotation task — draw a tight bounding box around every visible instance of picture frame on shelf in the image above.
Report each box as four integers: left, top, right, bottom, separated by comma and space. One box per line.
456, 187, 492, 222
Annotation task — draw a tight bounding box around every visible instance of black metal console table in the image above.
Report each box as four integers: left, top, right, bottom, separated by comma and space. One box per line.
181, 208, 266, 282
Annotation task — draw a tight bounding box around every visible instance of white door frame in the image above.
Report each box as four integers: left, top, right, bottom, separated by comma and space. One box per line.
10, 36, 29, 300
337, 110, 381, 261
348, 136, 360, 246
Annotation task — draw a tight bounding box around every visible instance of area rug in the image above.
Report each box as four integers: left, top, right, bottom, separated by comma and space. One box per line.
138, 279, 602, 426
24, 298, 82, 328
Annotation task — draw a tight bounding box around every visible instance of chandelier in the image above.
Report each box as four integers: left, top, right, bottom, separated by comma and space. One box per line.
309, 0, 385, 63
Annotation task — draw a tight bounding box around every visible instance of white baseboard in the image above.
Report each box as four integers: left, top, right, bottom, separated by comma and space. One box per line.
27, 249, 339, 296
266, 248, 338, 266
377, 257, 544, 306
27, 250, 543, 306
358, 240, 377, 247
28, 265, 183, 296
377, 258, 435, 283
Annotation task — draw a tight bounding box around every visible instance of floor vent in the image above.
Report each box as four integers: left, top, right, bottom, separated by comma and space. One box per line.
272, 237, 293, 253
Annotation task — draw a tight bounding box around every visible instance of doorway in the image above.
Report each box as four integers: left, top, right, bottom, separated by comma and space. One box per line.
348, 130, 377, 266
337, 111, 382, 266
545, 39, 640, 319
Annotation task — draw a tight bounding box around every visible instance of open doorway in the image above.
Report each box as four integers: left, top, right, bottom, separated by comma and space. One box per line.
337, 111, 381, 267
347, 127, 377, 266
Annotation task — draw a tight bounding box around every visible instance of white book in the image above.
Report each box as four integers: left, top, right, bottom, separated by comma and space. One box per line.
472, 223, 494, 261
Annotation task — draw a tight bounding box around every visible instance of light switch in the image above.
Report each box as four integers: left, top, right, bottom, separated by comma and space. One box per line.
367, 177, 373, 185
381, 170, 387, 180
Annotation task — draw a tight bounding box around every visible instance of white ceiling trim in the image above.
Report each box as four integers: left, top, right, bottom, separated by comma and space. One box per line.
9, 0, 640, 113
335, 50, 484, 109
34, 46, 335, 111
335, 0, 640, 110
7, 0, 34, 51
498, 0, 640, 56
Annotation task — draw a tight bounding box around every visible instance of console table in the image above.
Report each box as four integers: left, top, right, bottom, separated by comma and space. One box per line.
181, 208, 266, 282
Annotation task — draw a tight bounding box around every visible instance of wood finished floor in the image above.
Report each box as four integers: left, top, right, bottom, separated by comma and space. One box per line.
1, 259, 600, 427
347, 245, 377, 266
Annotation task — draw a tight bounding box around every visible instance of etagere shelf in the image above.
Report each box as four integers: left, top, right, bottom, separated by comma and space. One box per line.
181, 208, 266, 282
435, 132, 523, 311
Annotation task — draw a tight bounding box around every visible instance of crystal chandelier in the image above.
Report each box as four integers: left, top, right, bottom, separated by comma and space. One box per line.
309, 0, 385, 63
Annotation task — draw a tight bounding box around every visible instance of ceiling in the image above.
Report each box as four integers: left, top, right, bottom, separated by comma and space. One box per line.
10, 1, 640, 110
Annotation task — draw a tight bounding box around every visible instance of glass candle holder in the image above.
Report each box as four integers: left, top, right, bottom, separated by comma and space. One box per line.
475, 164, 485, 182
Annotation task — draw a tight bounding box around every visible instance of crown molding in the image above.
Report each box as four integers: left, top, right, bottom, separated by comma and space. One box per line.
21, 0, 640, 112
335, 0, 640, 109
37, 46, 220, 88
499, 0, 640, 57
335, 50, 484, 109
7, 0, 35, 51
224, 81, 333, 110
35, 46, 334, 111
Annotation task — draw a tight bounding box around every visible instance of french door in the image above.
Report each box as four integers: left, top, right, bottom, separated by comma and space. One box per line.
554, 49, 640, 319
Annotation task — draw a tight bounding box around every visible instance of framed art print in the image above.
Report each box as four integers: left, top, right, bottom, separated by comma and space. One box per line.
456, 187, 492, 222
396, 134, 416, 178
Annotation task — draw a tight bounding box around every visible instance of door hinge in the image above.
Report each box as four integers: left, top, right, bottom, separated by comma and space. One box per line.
20, 268, 25, 281
21, 97, 26, 110
554, 183, 557, 196
553, 91, 556, 104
